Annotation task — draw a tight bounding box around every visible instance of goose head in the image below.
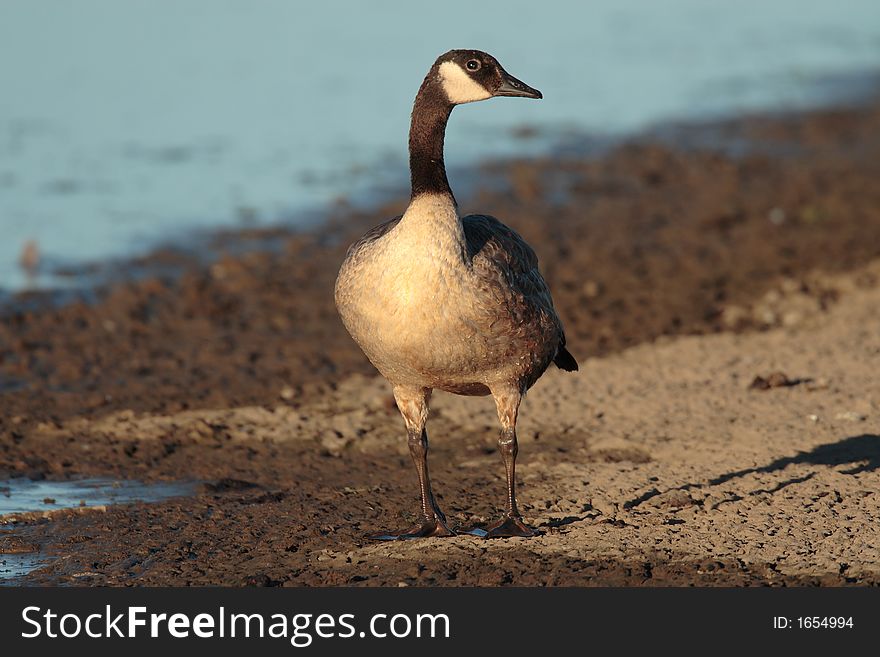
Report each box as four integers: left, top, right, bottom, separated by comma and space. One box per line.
434, 49, 542, 105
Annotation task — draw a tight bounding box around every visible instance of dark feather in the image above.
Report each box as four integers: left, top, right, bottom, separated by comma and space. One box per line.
554, 346, 578, 372
463, 213, 577, 379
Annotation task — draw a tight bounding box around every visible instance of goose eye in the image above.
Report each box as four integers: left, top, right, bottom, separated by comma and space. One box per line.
466, 59, 480, 71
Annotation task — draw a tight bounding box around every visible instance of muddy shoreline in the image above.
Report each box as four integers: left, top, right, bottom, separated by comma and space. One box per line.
2, 99, 880, 586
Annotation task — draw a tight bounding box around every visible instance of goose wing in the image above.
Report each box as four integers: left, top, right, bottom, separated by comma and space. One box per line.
462, 214, 577, 371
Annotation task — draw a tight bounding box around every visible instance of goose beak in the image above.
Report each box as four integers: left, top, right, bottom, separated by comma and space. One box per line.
495, 71, 542, 99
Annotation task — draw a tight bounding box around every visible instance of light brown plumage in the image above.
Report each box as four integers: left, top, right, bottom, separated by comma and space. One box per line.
333, 49, 576, 539
335, 203, 569, 395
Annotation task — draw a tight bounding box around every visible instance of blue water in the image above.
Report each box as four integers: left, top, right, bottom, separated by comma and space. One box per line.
0, 546, 47, 583
1, 0, 879, 291
0, 477, 197, 581
0, 477, 197, 518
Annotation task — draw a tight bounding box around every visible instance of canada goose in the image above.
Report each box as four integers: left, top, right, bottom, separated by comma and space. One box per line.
334, 49, 577, 539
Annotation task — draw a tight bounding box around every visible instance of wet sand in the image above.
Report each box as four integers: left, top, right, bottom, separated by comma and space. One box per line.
2, 100, 880, 585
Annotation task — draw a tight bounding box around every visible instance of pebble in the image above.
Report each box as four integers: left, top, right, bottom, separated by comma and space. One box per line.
749, 372, 792, 390
768, 207, 786, 225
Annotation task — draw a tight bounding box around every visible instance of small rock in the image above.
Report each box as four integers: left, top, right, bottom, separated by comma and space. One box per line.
807, 414, 820, 423
243, 573, 280, 587
652, 489, 699, 510
279, 386, 295, 401
767, 207, 786, 225
749, 372, 793, 390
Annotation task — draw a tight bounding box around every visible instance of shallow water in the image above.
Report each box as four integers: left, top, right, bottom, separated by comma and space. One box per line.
1, 0, 879, 291
0, 544, 48, 582
0, 477, 197, 518
0, 478, 197, 582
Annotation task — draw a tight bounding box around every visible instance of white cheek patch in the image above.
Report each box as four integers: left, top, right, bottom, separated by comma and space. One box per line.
438, 61, 492, 104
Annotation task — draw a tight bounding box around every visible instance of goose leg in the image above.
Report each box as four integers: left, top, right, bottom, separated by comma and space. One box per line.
370, 386, 455, 540
464, 387, 540, 539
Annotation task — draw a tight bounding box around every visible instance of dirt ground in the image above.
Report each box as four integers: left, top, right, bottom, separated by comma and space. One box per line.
1, 99, 879, 586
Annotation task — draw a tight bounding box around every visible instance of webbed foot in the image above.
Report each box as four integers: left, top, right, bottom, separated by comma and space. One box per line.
460, 515, 541, 539
369, 515, 456, 541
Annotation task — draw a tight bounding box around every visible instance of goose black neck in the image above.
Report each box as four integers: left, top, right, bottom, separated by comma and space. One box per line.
409, 80, 454, 201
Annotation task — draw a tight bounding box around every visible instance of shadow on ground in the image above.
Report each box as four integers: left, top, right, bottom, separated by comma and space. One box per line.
627, 434, 880, 509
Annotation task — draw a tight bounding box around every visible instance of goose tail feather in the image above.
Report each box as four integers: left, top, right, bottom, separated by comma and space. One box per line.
553, 346, 578, 372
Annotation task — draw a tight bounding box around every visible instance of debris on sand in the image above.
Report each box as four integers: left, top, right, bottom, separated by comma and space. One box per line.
748, 371, 798, 390
651, 489, 701, 510
834, 411, 867, 422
